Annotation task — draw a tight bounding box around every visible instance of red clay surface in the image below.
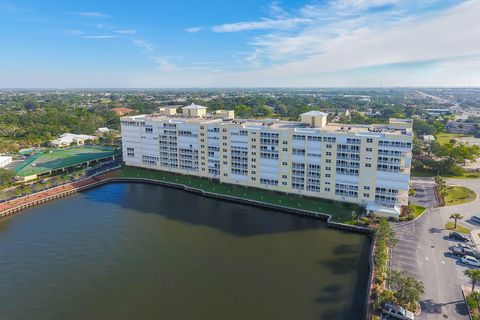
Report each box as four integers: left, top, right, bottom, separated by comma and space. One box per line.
0, 170, 120, 214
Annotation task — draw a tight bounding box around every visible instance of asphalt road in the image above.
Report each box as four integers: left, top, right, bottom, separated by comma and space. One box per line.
390, 177, 480, 320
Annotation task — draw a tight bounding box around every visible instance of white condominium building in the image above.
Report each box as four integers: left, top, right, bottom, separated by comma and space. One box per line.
121, 104, 413, 211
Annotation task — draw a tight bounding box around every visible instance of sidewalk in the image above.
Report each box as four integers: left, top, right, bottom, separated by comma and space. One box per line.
470, 229, 480, 251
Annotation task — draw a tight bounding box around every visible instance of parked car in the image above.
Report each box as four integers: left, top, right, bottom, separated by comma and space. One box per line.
451, 246, 480, 258
456, 242, 473, 250
461, 256, 480, 267
471, 216, 480, 224
382, 302, 415, 320
449, 232, 470, 242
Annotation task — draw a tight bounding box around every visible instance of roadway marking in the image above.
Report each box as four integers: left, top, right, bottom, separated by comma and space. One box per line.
425, 256, 429, 261
442, 260, 445, 265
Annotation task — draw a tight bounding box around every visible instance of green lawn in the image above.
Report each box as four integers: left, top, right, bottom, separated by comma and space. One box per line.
443, 186, 477, 206
435, 133, 470, 145
411, 170, 480, 179
120, 166, 359, 223
409, 204, 425, 219
445, 221, 471, 234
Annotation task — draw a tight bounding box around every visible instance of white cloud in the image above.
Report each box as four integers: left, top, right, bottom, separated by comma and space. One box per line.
115, 29, 136, 34
212, 17, 311, 32
83, 35, 118, 39
334, 0, 402, 11
154, 57, 176, 72
75, 11, 109, 18
132, 39, 154, 52
185, 26, 202, 33
247, 1, 480, 76
96, 23, 113, 30
269, 1, 288, 19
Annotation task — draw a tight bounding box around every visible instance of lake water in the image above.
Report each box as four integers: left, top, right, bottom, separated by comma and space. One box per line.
0, 183, 371, 320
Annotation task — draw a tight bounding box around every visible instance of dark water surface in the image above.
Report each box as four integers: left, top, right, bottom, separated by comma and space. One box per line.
0, 183, 370, 320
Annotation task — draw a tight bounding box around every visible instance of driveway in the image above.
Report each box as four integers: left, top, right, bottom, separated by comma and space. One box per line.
390, 178, 480, 320
410, 182, 438, 208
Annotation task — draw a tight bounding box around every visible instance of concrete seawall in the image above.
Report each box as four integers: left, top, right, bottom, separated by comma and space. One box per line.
1, 176, 374, 235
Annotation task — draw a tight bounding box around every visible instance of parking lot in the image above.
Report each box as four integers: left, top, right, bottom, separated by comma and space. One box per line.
391, 212, 470, 319
389, 178, 480, 320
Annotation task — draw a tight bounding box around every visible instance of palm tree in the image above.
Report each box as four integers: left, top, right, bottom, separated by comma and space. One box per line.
465, 269, 480, 292
450, 213, 464, 229
13, 187, 23, 198
467, 291, 480, 314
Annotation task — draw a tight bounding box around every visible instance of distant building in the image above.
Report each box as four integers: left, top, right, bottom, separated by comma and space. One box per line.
426, 108, 451, 116
111, 107, 135, 116
51, 133, 98, 148
0, 156, 12, 168
211, 110, 235, 119
423, 135, 435, 143
446, 121, 478, 134
182, 103, 207, 117
158, 106, 181, 116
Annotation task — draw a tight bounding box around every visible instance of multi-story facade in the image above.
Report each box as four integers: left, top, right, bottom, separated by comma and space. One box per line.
121, 104, 413, 214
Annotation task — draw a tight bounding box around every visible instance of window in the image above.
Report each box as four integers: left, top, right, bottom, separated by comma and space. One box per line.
326, 152, 332, 156
282, 162, 288, 165
325, 187, 330, 192
145, 127, 153, 133
326, 159, 331, 163
365, 163, 372, 168
363, 193, 370, 197
366, 147, 373, 152
366, 138, 373, 143
326, 144, 332, 149
325, 173, 331, 178
364, 186, 370, 190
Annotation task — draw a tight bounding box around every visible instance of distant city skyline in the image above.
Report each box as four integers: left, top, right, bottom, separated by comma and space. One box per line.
1, 0, 480, 88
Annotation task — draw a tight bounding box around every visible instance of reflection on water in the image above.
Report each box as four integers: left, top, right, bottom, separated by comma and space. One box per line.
0, 183, 370, 320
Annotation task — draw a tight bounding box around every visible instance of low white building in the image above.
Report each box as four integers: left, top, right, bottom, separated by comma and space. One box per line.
0, 156, 12, 168
96, 127, 110, 134
51, 133, 97, 148
366, 202, 401, 219
423, 135, 435, 143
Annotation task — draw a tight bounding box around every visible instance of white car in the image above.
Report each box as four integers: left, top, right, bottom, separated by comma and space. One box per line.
461, 256, 480, 267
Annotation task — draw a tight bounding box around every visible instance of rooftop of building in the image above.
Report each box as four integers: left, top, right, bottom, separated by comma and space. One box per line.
122, 113, 413, 136
182, 103, 207, 110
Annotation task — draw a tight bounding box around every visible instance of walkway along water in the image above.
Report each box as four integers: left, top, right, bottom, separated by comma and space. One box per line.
0, 168, 376, 319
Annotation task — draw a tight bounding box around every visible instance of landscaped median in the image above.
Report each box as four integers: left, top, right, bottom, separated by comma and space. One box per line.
120, 166, 360, 223
443, 186, 477, 206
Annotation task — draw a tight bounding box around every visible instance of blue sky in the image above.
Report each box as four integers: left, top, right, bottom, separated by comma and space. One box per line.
1, 0, 480, 87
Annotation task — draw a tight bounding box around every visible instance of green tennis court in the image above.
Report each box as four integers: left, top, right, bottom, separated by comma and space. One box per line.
15, 146, 119, 177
